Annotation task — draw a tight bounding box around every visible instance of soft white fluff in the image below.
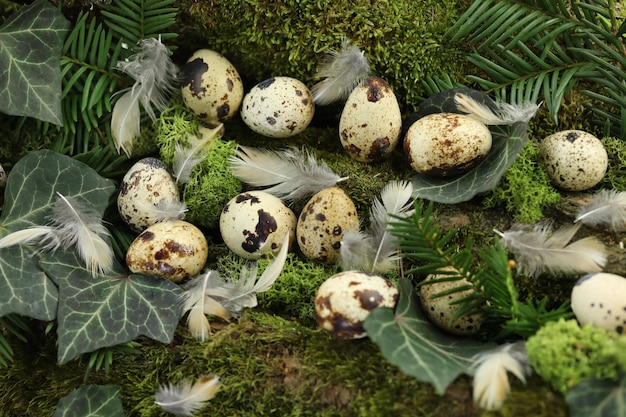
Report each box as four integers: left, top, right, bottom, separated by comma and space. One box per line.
173, 125, 223, 184
454, 93, 539, 125
155, 376, 220, 416
575, 189, 626, 231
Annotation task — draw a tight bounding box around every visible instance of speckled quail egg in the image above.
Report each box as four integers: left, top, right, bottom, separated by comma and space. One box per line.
126, 219, 208, 283
0, 163, 5, 190
419, 267, 484, 335
404, 113, 492, 176
314, 270, 399, 339
339, 76, 402, 163
539, 130, 608, 191
571, 272, 626, 334
117, 157, 182, 232
181, 49, 244, 123
220, 191, 296, 260
240, 76, 315, 138
297, 187, 359, 264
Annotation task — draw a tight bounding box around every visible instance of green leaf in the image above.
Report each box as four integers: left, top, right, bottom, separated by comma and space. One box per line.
0, 150, 115, 321
0, 0, 71, 125
40, 251, 182, 364
565, 374, 626, 417
53, 385, 125, 417
364, 279, 495, 395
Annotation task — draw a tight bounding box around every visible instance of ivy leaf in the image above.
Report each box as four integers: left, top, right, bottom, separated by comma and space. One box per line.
40, 251, 182, 365
405, 88, 530, 203
0, 150, 115, 321
53, 385, 125, 417
363, 279, 495, 395
565, 374, 626, 417
0, 0, 70, 125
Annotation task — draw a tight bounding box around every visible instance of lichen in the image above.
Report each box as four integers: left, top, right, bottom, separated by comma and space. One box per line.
600, 136, 626, 191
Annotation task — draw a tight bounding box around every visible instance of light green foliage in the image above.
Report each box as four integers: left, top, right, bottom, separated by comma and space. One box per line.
526, 319, 626, 393
483, 141, 560, 223
600, 136, 626, 191
178, 0, 470, 109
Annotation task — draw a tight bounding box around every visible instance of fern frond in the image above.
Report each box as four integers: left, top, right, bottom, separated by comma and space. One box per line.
100, 0, 178, 45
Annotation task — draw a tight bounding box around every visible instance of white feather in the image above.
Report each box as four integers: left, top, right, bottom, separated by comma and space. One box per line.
454, 93, 539, 125
575, 189, 626, 231
472, 341, 532, 411
340, 180, 414, 273
111, 37, 179, 157
173, 125, 224, 184
0, 226, 57, 249
494, 222, 607, 278
310, 38, 371, 105
155, 376, 220, 416
140, 199, 188, 223
228, 146, 347, 202
181, 270, 231, 341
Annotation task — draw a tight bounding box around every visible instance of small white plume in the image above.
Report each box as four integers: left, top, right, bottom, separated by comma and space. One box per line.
155, 375, 220, 416
575, 189, 626, 231
310, 37, 371, 105
454, 93, 539, 125
173, 124, 224, 184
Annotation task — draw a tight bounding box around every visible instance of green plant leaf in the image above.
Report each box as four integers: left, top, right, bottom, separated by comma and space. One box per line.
52, 385, 124, 417
40, 251, 182, 364
0, 150, 115, 321
0, 0, 70, 125
363, 279, 495, 395
565, 374, 626, 417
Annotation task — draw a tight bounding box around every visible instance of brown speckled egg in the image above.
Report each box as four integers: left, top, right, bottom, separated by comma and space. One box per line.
404, 113, 492, 176
339, 76, 402, 162
571, 272, 626, 334
419, 267, 484, 335
0, 163, 5, 190
181, 49, 244, 123
314, 270, 398, 339
126, 219, 208, 283
539, 130, 608, 191
240, 77, 315, 138
297, 187, 359, 264
117, 157, 181, 232
219, 191, 296, 260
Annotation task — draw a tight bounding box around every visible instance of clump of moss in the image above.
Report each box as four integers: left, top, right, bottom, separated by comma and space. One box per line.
483, 141, 561, 223
600, 136, 626, 191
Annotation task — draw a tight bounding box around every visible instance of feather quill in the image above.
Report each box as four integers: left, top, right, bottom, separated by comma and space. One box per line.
310, 38, 371, 105
340, 180, 414, 273
173, 124, 224, 184
111, 37, 179, 157
494, 222, 607, 278
155, 375, 220, 417
472, 341, 532, 411
454, 93, 539, 125
575, 189, 626, 231
228, 146, 347, 202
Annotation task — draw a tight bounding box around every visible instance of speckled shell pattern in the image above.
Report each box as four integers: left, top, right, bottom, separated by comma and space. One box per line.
571, 272, 626, 334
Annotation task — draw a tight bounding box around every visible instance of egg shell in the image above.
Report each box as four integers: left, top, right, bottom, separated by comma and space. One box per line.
314, 270, 399, 339
403, 113, 492, 177
240, 76, 315, 138
571, 272, 626, 334
297, 187, 359, 264
117, 157, 180, 232
181, 49, 244, 123
0, 163, 5, 189
339, 76, 402, 162
220, 191, 296, 260
126, 219, 208, 283
419, 267, 484, 335
539, 130, 608, 191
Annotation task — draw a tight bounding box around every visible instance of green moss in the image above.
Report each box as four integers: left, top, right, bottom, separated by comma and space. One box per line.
600, 136, 626, 191
482, 141, 560, 223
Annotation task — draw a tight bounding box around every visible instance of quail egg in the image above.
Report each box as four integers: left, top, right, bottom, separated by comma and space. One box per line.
181, 49, 244, 123
339, 76, 402, 162
219, 191, 296, 260
404, 113, 492, 176
126, 219, 208, 283
571, 272, 626, 334
297, 187, 359, 264
539, 130, 608, 191
314, 270, 399, 339
240, 76, 315, 138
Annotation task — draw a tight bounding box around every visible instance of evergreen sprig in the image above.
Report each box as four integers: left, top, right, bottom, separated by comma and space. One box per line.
447, 0, 626, 138
0, 314, 30, 366
100, 0, 178, 46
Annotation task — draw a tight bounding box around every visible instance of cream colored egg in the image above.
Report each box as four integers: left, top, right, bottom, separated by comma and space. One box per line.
339, 76, 402, 162
297, 187, 359, 264
117, 157, 181, 232
219, 191, 296, 260
571, 272, 626, 334
0, 163, 5, 190
404, 113, 492, 176
240, 76, 315, 138
181, 49, 244, 123
126, 219, 208, 283
539, 130, 608, 191
314, 270, 398, 339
